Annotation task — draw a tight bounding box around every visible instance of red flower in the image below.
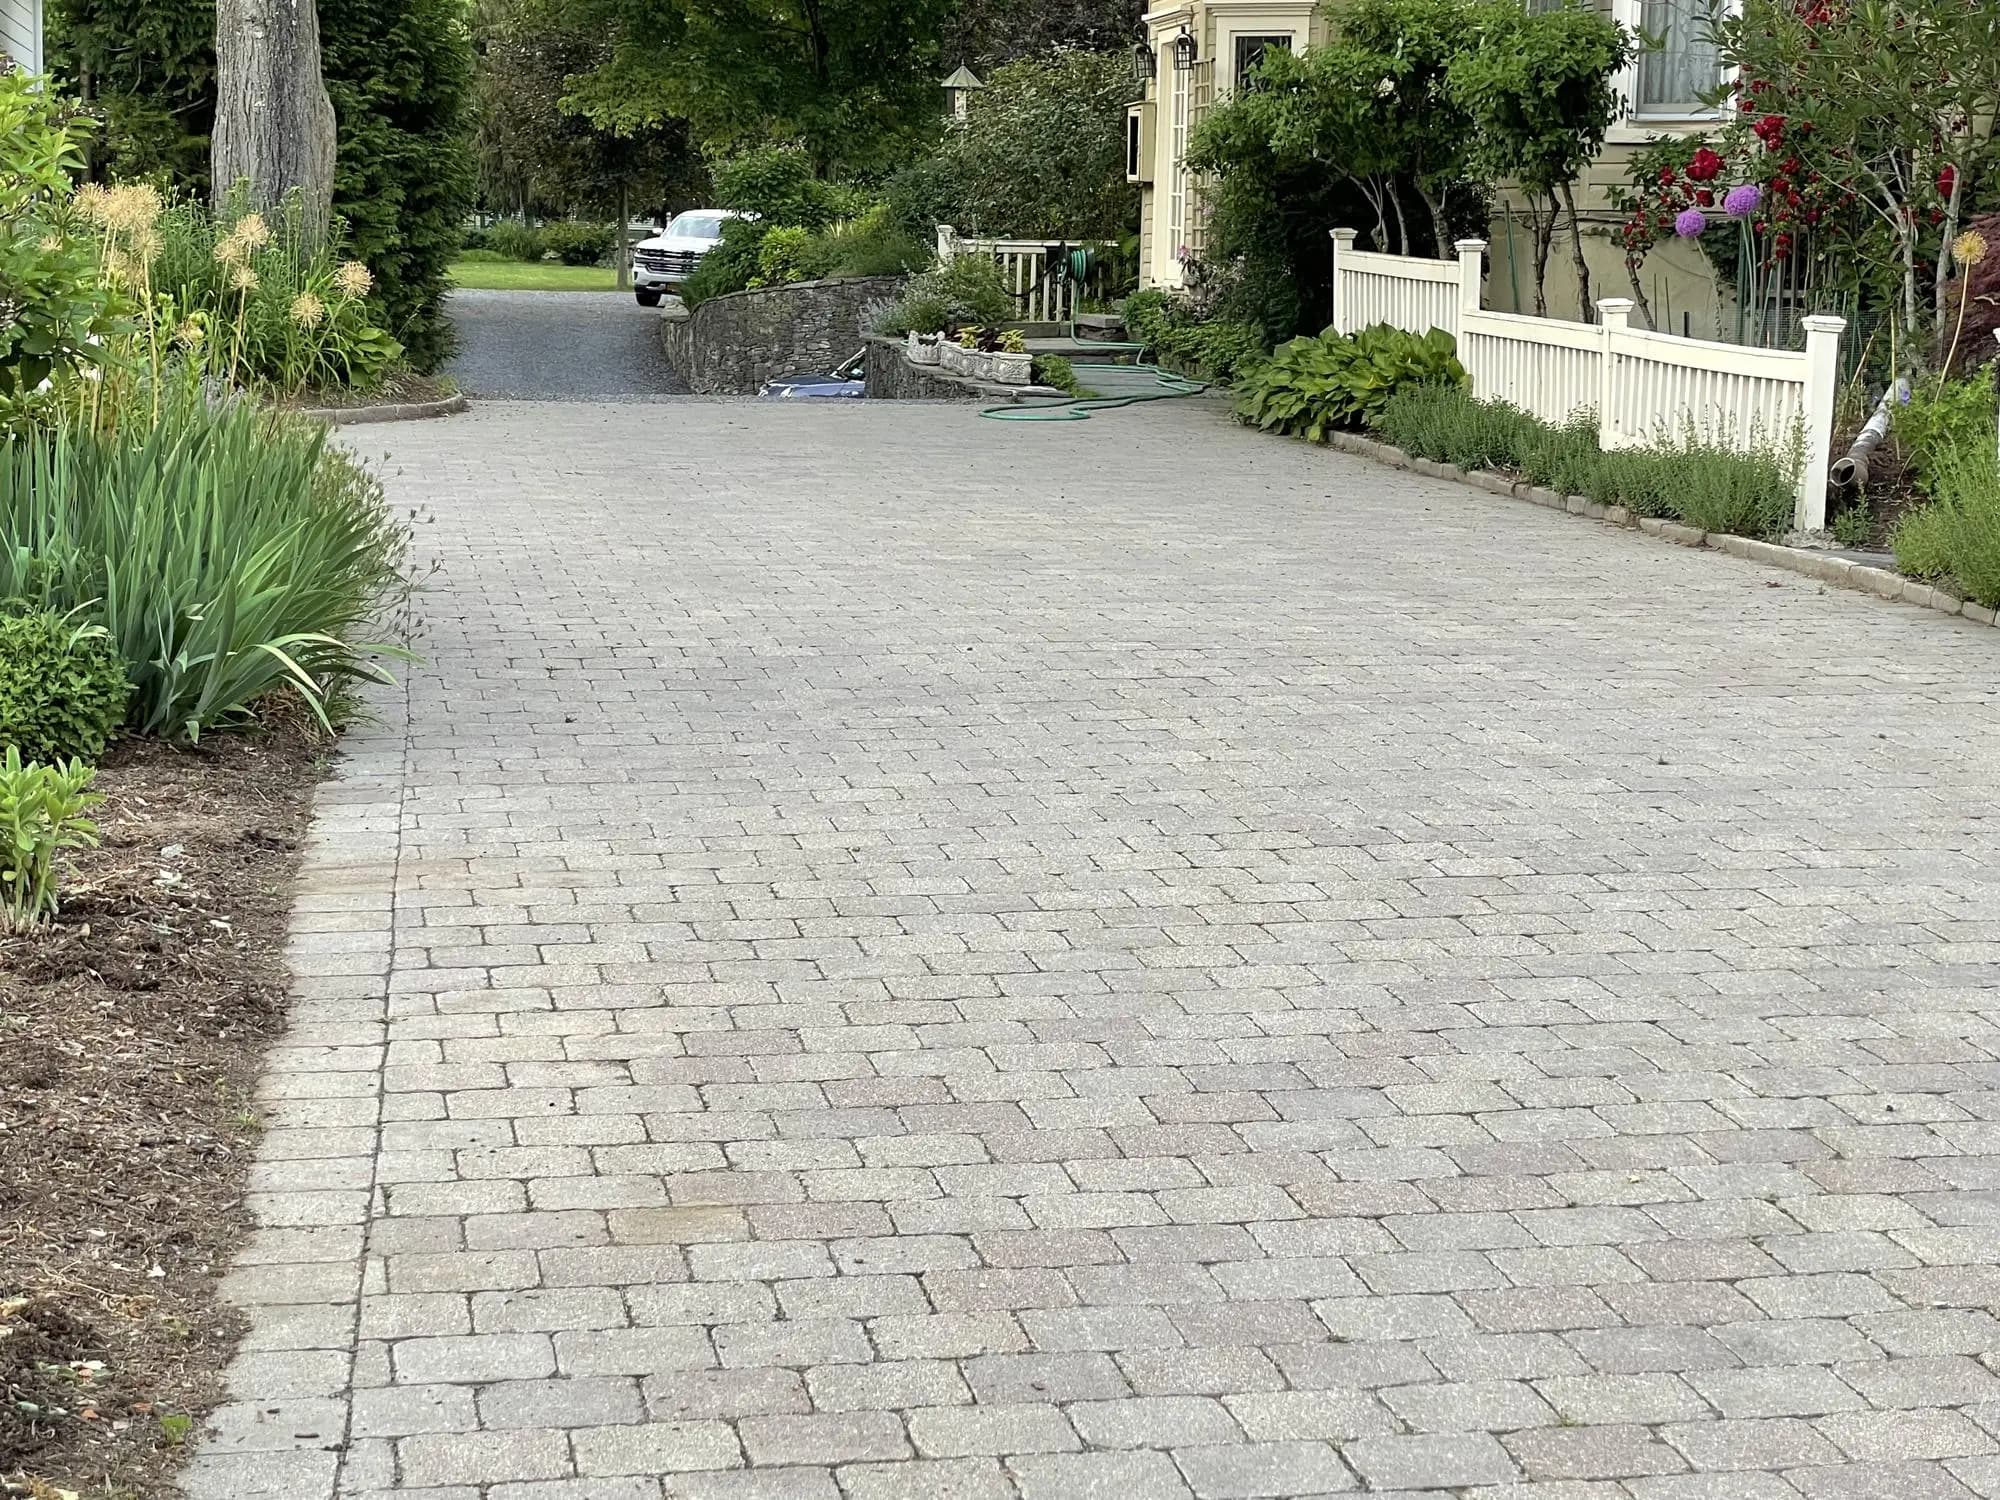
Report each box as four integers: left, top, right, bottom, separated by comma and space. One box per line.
1771, 175, 1792, 195
1938, 164, 1958, 198
1659, 166, 1677, 185
1696, 188, 1714, 207
1688, 147, 1725, 182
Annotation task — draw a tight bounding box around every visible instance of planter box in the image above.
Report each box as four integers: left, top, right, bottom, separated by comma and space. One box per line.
906, 330, 941, 366
988, 351, 1032, 385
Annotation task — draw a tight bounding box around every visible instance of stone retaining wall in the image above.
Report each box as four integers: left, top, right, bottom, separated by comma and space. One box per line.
661, 276, 906, 394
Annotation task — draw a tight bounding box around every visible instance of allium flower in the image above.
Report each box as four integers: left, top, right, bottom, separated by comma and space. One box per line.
1674, 208, 1708, 239
214, 234, 247, 267
230, 265, 260, 292
72, 183, 113, 224
290, 292, 326, 328
333, 260, 374, 298
1723, 184, 1763, 220
104, 183, 162, 233
1953, 229, 1989, 269
234, 211, 272, 250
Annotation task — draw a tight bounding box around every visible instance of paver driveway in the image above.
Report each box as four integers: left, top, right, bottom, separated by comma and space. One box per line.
193, 399, 2000, 1500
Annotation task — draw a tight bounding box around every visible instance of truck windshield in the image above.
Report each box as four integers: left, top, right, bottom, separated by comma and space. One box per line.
667, 214, 728, 241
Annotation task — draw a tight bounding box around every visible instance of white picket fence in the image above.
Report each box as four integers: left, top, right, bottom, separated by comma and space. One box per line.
1329, 229, 1846, 532
934, 226, 1114, 324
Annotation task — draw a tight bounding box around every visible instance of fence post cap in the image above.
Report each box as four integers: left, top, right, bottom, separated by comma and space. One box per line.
1597, 297, 1636, 313
1330, 227, 1359, 244
1800, 313, 1848, 335
1454, 238, 1489, 255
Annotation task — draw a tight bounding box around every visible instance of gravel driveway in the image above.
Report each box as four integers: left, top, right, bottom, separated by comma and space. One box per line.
446, 288, 689, 400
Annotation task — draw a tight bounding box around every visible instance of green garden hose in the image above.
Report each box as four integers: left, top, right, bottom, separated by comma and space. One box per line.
978, 358, 1208, 421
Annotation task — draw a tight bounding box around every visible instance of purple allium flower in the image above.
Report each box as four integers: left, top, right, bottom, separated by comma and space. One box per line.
1723, 183, 1762, 220
1674, 208, 1708, 239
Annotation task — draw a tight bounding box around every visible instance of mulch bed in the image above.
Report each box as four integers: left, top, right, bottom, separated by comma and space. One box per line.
1, 732, 323, 1499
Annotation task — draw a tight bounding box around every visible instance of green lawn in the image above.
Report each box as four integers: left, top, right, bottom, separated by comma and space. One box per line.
449, 259, 620, 291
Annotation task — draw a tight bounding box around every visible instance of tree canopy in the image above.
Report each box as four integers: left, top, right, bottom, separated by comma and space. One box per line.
561, 0, 958, 176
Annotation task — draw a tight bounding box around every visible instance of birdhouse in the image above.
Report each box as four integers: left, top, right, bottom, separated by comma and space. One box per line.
941, 65, 984, 121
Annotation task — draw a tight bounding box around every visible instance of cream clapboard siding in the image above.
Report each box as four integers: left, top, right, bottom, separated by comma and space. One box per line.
1, 0, 42, 71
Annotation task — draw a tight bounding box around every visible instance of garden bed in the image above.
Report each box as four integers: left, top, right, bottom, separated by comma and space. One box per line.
0, 731, 322, 1498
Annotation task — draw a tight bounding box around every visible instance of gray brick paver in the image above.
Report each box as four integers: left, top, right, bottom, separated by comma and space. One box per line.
189, 402, 2000, 1500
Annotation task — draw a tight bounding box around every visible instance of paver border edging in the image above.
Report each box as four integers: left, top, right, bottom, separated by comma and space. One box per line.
293, 392, 470, 426
1321, 429, 2000, 631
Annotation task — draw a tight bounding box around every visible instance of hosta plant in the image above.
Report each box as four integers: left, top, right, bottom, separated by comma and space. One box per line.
1234, 323, 1466, 441
0, 749, 103, 932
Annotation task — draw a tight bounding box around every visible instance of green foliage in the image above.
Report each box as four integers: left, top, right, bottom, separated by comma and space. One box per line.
947, 0, 1139, 71
1445, 1, 1627, 313
751, 226, 815, 287
541, 220, 616, 266
0, 749, 103, 933
1372, 384, 1797, 538
711, 146, 862, 230
926, 255, 1015, 327
875, 289, 952, 336
1233, 324, 1467, 442
1902, 437, 2000, 605
678, 216, 768, 307
1896, 377, 1998, 496
1033, 353, 1089, 396
0, 75, 124, 417
485, 221, 548, 262
320, 0, 478, 371
804, 209, 928, 280
0, 611, 131, 765
560, 0, 957, 176
1831, 504, 1874, 549
1713, 0, 2000, 334
1123, 289, 1266, 383
922, 49, 1139, 240
473, 0, 706, 223
0, 388, 411, 740
1893, 499, 1959, 581
44, 0, 474, 369
46, 0, 214, 189
143, 196, 403, 395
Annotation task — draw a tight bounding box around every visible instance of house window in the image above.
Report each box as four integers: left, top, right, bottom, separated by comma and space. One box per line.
1630, 0, 1724, 116
1232, 34, 1291, 91
1168, 59, 1190, 258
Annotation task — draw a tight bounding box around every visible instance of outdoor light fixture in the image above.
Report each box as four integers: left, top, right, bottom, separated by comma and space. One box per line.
1172, 28, 1198, 71
1132, 40, 1155, 82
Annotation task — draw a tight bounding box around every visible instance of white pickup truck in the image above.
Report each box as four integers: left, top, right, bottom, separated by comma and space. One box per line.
630, 209, 749, 306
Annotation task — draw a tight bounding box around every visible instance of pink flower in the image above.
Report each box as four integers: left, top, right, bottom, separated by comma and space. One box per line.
1674, 208, 1708, 238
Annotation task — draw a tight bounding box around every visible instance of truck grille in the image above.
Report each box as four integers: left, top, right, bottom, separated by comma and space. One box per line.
635, 248, 702, 276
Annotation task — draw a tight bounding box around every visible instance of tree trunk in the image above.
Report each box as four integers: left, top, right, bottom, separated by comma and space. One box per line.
212, 0, 338, 245
1530, 198, 1555, 318
616, 182, 630, 291
1560, 181, 1593, 324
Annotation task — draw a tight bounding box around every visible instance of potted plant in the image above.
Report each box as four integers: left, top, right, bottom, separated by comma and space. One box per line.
940, 328, 980, 377
989, 328, 1032, 385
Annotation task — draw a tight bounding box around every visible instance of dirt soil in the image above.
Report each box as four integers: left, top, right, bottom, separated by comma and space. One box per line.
1, 732, 323, 1500
284, 371, 460, 412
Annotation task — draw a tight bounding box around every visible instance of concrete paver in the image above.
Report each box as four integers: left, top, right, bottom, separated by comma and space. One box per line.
190, 398, 2000, 1498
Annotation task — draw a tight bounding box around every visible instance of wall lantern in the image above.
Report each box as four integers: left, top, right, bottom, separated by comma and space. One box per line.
1131, 40, 1155, 83
1172, 29, 1198, 71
